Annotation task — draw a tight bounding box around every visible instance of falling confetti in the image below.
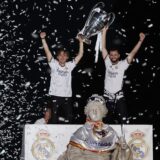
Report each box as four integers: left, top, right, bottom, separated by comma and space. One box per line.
0, 0, 160, 160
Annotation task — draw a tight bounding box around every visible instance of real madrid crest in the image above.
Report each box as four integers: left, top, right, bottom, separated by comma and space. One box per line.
31, 129, 55, 160
128, 129, 149, 160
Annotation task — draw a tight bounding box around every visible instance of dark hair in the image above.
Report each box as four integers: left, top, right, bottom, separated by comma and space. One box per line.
108, 45, 123, 56
109, 47, 119, 52
56, 48, 69, 57
44, 107, 51, 112
43, 103, 52, 114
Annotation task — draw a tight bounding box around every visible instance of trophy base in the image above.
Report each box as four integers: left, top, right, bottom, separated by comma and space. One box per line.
77, 34, 91, 45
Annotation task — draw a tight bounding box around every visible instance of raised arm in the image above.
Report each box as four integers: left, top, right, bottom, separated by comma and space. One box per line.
74, 36, 84, 64
101, 26, 109, 60
40, 32, 53, 62
127, 32, 146, 64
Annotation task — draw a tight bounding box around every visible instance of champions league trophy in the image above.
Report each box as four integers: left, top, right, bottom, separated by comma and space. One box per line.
77, 2, 115, 45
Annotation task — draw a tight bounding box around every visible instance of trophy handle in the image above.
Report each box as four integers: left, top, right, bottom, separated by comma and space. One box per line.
77, 34, 91, 45
85, 2, 105, 27
92, 2, 105, 9
106, 12, 115, 27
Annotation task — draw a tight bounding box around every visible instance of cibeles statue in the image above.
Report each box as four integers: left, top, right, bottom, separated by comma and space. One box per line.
58, 94, 133, 160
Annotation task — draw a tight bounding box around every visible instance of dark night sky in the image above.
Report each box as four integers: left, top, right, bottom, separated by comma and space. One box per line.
0, 0, 160, 159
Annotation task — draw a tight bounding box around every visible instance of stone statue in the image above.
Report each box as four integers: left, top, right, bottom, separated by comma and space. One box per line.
58, 94, 133, 160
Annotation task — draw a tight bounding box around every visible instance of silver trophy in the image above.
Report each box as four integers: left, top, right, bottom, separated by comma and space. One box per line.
77, 2, 115, 44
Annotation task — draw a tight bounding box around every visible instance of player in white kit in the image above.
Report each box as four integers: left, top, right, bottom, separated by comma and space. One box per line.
101, 27, 146, 124
40, 32, 84, 123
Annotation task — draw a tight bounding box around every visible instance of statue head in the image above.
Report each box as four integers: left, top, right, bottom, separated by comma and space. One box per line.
84, 94, 108, 121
